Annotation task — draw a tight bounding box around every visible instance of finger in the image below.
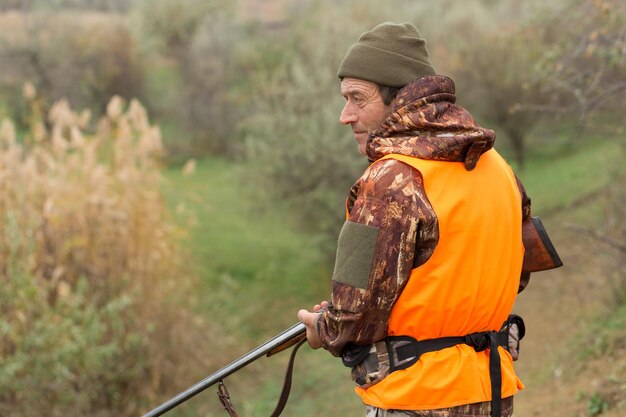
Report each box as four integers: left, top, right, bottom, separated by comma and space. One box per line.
313, 301, 330, 312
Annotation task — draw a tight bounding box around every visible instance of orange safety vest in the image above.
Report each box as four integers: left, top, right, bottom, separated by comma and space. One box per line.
356, 150, 524, 410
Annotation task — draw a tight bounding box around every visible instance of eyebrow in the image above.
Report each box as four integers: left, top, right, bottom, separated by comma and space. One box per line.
341, 90, 364, 99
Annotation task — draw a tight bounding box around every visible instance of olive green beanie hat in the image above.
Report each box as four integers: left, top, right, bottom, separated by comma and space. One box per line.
337, 22, 436, 87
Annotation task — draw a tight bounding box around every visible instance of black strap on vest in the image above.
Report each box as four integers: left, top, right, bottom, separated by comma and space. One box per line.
390, 331, 508, 417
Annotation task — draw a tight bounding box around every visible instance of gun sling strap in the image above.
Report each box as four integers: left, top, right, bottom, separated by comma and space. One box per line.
216, 321, 521, 417
216, 337, 308, 417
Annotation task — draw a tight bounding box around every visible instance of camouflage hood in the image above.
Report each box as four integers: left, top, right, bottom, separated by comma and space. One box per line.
366, 75, 495, 170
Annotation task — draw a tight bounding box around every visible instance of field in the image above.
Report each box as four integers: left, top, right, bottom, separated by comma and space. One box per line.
1, 1, 624, 416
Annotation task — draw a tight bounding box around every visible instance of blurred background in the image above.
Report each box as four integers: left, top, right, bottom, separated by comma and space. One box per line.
0, 0, 624, 416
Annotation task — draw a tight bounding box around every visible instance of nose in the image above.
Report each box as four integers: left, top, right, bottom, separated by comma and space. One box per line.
339, 101, 357, 125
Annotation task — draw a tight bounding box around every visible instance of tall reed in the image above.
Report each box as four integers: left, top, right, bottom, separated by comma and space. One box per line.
0, 86, 212, 417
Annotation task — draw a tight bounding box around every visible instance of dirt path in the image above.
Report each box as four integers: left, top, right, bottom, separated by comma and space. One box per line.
513, 211, 625, 416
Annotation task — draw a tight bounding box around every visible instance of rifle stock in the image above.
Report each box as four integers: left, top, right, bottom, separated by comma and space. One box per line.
522, 216, 563, 273
141, 322, 306, 417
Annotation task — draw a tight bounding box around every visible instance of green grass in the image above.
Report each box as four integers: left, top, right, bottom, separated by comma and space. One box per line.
163, 158, 331, 336
161, 158, 351, 417
510, 138, 624, 215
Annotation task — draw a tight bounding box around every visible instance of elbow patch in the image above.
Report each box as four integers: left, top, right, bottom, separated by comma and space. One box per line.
332, 221, 379, 289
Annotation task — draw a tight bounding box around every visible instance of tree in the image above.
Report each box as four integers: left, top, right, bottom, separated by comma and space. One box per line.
449, 0, 625, 169
0, 11, 144, 121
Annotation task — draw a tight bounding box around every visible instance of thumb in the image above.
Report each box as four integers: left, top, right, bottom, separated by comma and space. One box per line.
297, 309, 308, 323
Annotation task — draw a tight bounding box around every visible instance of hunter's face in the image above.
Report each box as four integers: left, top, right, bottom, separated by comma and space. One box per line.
339, 77, 392, 156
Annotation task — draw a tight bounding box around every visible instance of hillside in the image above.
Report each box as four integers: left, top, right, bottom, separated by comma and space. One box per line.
514, 209, 626, 416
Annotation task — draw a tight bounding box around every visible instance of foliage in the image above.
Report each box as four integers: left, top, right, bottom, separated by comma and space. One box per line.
0, 91, 214, 417
1, 0, 135, 12
588, 392, 610, 416
178, 8, 243, 155
0, 2, 625, 416
31, 0, 135, 12
440, 0, 626, 168
240, 2, 367, 241
450, 17, 547, 168
530, 0, 626, 125
135, 0, 226, 58
133, 0, 242, 157
0, 11, 145, 122
574, 311, 626, 416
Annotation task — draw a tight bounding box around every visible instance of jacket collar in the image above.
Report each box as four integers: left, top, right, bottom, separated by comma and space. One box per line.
366, 75, 495, 171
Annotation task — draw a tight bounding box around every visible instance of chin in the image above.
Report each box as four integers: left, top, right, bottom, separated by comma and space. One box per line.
354, 137, 367, 155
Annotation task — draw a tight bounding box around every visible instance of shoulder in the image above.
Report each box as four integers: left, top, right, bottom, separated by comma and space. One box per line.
358, 158, 423, 202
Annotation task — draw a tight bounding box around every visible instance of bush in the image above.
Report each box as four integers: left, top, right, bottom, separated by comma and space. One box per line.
530, 0, 626, 121
179, 8, 243, 155
132, 0, 242, 158
447, 0, 626, 167
0, 91, 215, 417
240, 1, 378, 242
0, 11, 145, 121
450, 23, 547, 168
135, 0, 225, 57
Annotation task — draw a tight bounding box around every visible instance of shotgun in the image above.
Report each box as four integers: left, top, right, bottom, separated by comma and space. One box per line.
141, 322, 307, 417
522, 216, 563, 273
143, 217, 560, 417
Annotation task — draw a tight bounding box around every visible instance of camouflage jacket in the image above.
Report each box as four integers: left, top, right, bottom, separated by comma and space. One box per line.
317, 75, 531, 357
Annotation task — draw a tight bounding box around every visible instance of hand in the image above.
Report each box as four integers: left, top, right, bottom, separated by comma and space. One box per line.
508, 322, 521, 361
297, 301, 328, 349
313, 300, 329, 313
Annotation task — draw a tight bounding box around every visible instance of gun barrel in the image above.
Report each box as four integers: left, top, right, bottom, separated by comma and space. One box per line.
141, 322, 306, 417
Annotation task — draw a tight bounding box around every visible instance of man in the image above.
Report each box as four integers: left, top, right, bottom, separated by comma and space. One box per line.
298, 22, 532, 417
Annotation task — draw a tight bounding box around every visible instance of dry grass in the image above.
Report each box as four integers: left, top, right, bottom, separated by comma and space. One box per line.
0, 87, 172, 301
0, 87, 214, 417
0, 11, 144, 115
